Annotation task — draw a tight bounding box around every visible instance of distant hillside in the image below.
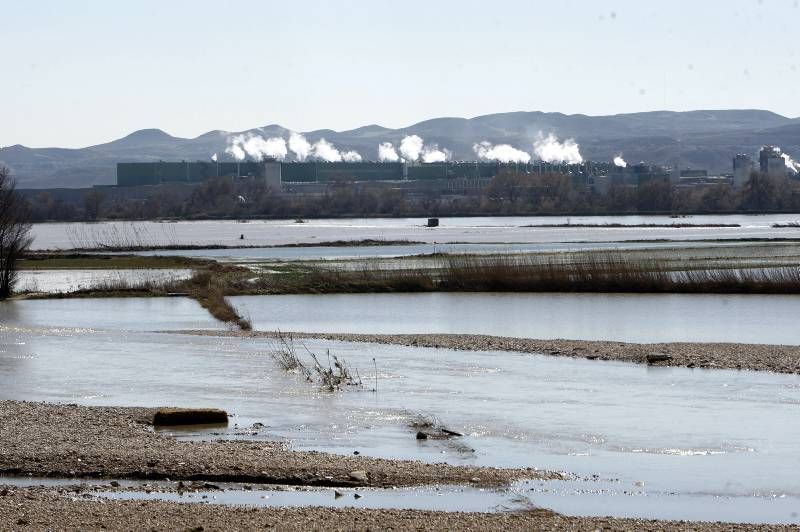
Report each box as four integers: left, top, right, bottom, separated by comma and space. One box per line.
2, 109, 799, 188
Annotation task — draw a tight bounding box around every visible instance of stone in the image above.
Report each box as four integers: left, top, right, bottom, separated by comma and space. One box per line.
415, 431, 428, 440
646, 353, 672, 364
348, 470, 368, 483
152, 408, 228, 426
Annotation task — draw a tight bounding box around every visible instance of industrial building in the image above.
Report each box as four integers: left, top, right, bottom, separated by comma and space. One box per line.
116, 160, 614, 191
733, 154, 754, 188
759, 146, 786, 180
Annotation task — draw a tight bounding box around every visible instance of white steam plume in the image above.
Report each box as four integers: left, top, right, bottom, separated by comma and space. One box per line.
421, 145, 451, 163
378, 142, 400, 162
341, 150, 363, 162
226, 134, 287, 160
781, 153, 799, 174
398, 135, 451, 162
533, 132, 583, 164
289, 132, 312, 161
473, 141, 531, 163
226, 142, 246, 161
399, 135, 424, 162
211, 153, 218, 162
613, 155, 627, 167
310, 138, 342, 162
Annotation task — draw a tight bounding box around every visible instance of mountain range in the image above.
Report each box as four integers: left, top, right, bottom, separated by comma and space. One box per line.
3, 109, 800, 189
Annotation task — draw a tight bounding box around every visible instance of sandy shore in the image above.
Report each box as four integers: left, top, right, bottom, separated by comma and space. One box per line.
2, 487, 797, 531
0, 401, 557, 488
177, 330, 800, 374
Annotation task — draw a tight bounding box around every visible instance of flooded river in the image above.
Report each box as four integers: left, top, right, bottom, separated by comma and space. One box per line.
1, 296, 799, 523
29, 214, 800, 250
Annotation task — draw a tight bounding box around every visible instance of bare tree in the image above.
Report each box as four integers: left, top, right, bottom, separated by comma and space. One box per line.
0, 166, 33, 299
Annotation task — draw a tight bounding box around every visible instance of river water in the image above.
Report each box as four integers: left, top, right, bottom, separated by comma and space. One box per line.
28, 214, 800, 250
229, 292, 800, 345
1, 296, 799, 523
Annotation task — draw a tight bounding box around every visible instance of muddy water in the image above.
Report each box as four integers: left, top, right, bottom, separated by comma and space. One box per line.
230, 292, 800, 345
1, 297, 799, 523
29, 215, 800, 250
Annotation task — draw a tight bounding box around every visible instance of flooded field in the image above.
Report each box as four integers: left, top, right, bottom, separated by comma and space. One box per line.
127, 239, 800, 262
230, 292, 800, 345
1, 296, 800, 523
29, 214, 800, 250
16, 268, 192, 294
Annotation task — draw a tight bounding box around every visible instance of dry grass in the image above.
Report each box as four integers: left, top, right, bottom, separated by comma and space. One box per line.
435, 253, 800, 294
269, 332, 362, 391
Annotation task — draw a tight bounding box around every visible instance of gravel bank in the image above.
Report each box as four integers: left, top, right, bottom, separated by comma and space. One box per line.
0, 401, 558, 488
2, 487, 796, 531
176, 330, 800, 374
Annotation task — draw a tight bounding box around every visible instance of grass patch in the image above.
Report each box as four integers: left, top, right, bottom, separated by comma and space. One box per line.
234, 252, 800, 295
19, 252, 210, 270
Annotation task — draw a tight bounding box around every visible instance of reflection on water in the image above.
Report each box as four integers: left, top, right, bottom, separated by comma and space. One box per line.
230, 292, 800, 345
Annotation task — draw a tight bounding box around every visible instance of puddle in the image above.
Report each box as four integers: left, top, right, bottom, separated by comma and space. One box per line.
0, 476, 535, 513
3, 475, 798, 524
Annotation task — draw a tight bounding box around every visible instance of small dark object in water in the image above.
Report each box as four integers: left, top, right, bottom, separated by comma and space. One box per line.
334, 490, 344, 498
353, 451, 360, 455
239, 234, 244, 240
416, 431, 428, 440
152, 408, 228, 426
646, 353, 672, 364
354, 493, 362, 499
440, 428, 463, 437
427, 218, 439, 228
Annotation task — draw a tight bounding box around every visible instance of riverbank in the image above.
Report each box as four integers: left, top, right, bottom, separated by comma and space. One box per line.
1, 487, 794, 531
0, 401, 556, 488
177, 331, 800, 374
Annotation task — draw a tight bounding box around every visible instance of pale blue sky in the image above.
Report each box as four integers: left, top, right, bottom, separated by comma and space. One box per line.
2, 0, 799, 148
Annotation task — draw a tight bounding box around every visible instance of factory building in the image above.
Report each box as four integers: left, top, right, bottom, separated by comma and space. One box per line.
760, 146, 786, 180
115, 160, 610, 190
733, 154, 754, 188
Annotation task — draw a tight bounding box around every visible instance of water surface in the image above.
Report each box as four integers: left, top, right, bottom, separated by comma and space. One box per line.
1, 316, 799, 523
30, 215, 800, 250
230, 292, 800, 345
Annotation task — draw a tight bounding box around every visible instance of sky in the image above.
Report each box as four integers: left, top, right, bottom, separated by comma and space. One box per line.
2, 0, 800, 148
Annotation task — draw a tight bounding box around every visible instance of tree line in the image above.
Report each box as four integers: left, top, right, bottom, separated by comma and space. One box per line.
21, 171, 800, 223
